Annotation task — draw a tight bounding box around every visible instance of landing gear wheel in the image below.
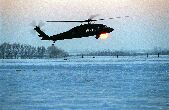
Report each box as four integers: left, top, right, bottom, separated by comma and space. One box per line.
95, 36, 99, 39
95, 34, 100, 39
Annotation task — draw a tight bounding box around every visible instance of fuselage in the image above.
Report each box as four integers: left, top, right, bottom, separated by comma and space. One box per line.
50, 24, 114, 41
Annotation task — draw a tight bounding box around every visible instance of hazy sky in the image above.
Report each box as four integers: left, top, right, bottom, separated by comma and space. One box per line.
1, 0, 169, 52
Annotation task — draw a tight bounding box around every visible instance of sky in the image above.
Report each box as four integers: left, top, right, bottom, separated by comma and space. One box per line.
0, 0, 169, 52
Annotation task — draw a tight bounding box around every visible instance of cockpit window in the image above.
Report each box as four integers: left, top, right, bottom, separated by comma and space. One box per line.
86, 29, 90, 32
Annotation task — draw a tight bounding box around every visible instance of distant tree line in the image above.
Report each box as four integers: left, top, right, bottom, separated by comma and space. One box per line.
84, 50, 169, 56
0, 43, 69, 59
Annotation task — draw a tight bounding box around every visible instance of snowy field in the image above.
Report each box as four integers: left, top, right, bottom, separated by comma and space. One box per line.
0, 56, 169, 110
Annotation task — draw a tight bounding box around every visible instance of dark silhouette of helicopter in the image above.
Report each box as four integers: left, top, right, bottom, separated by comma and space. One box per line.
33, 15, 129, 43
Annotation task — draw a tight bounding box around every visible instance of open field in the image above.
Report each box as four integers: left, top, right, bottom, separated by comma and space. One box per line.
0, 56, 169, 110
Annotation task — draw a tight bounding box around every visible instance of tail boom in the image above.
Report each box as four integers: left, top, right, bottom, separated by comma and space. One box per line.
34, 26, 50, 40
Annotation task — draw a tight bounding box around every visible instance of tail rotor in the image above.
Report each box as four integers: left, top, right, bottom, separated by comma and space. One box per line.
30, 21, 46, 35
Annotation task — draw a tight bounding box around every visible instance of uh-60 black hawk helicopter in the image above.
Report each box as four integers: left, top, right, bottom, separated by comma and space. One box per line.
33, 15, 129, 44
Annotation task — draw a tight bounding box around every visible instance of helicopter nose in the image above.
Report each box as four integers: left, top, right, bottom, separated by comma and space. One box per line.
109, 28, 114, 32
111, 28, 114, 32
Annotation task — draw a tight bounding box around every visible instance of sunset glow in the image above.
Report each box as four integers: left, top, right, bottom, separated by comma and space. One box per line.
99, 33, 109, 40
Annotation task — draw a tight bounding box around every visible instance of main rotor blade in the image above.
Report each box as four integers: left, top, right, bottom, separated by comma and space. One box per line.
99, 19, 105, 20
46, 16, 129, 23
46, 20, 97, 23
116, 17, 121, 18
47, 20, 85, 22
89, 14, 100, 20
97, 16, 129, 21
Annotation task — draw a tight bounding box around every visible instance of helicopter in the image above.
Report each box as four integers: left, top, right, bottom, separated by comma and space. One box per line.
33, 15, 129, 43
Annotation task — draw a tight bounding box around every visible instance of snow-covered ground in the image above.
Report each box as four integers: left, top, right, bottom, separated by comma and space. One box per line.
0, 56, 169, 110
